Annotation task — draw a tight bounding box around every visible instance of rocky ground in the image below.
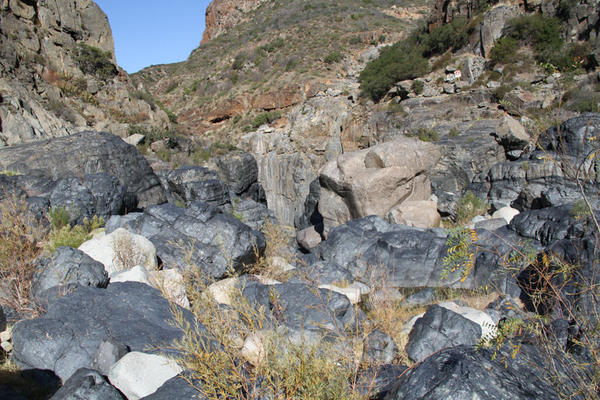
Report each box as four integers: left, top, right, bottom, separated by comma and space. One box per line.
0, 0, 599, 399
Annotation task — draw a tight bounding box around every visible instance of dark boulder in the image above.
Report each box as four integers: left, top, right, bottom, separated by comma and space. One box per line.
12, 282, 197, 381
362, 329, 398, 365
31, 246, 108, 302
50, 178, 96, 225
83, 173, 126, 218
49, 368, 124, 400
508, 206, 582, 246
106, 202, 266, 279
356, 364, 408, 400
384, 345, 559, 399
0, 131, 166, 208
541, 113, 600, 159
165, 166, 230, 207
230, 198, 276, 231
405, 305, 482, 362
215, 151, 259, 198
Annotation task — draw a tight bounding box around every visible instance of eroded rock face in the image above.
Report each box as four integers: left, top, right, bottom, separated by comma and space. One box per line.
318, 137, 441, 234
0, 0, 168, 145
201, 0, 269, 43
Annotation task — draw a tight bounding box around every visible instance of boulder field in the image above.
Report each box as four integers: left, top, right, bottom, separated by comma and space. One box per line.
0, 114, 599, 399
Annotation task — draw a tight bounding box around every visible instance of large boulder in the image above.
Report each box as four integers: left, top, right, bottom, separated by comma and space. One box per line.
384, 345, 559, 399
164, 166, 230, 207
0, 132, 167, 208
318, 137, 441, 234
405, 304, 482, 362
215, 151, 260, 198
106, 202, 266, 279
12, 282, 197, 381
31, 246, 109, 301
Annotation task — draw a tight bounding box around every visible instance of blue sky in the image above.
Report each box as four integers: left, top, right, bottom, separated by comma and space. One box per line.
95, 1, 212, 73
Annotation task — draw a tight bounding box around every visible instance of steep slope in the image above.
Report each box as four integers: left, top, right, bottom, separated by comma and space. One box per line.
0, 0, 168, 146
134, 0, 429, 136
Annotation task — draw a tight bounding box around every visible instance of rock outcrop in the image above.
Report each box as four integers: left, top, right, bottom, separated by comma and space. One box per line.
0, 0, 168, 146
318, 137, 441, 234
201, 0, 269, 43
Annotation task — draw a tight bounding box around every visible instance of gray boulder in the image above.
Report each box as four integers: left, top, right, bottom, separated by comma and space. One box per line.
49, 368, 124, 400
384, 345, 558, 399
0, 131, 167, 208
12, 282, 197, 381
50, 178, 97, 225
165, 166, 230, 207
508, 206, 581, 246
362, 329, 398, 365
231, 198, 276, 231
541, 113, 600, 158
83, 173, 126, 218
215, 151, 259, 197
106, 202, 266, 279
405, 305, 482, 362
31, 246, 109, 302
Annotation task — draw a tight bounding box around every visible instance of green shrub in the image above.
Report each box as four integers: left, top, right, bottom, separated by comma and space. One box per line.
259, 37, 285, 53
490, 37, 520, 64
251, 111, 281, 129
359, 40, 429, 101
49, 206, 70, 230
324, 51, 343, 64
455, 191, 488, 223
411, 80, 424, 95
74, 44, 117, 80
418, 17, 470, 57
48, 216, 104, 252
408, 127, 439, 142
232, 53, 246, 70
165, 82, 179, 93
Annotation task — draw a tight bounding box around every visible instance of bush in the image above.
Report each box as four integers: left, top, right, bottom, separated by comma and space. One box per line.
250, 111, 281, 129
74, 43, 117, 80
359, 40, 429, 101
455, 191, 488, 224
232, 53, 246, 70
324, 51, 343, 64
490, 37, 520, 64
418, 17, 470, 57
411, 80, 424, 95
47, 215, 104, 252
0, 195, 46, 314
408, 127, 439, 142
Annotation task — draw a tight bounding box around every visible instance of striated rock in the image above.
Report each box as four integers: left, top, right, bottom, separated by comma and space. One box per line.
318, 137, 441, 234
385, 345, 559, 399
165, 166, 230, 207
106, 202, 266, 279
476, 5, 522, 57
0, 132, 167, 208
32, 247, 108, 302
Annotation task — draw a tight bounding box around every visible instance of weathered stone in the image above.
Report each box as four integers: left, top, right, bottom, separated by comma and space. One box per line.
319, 137, 441, 234
406, 305, 482, 362
296, 225, 322, 250
0, 132, 167, 208
49, 368, 123, 400
385, 200, 441, 228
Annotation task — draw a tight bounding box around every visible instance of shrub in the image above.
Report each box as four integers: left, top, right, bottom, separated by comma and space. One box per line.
47, 215, 104, 252
418, 16, 470, 57
490, 37, 520, 64
359, 40, 429, 101
455, 191, 488, 224
324, 51, 343, 64
250, 111, 281, 129
74, 43, 117, 80
0, 195, 47, 314
232, 53, 246, 70
169, 268, 368, 400
411, 80, 424, 95
408, 127, 439, 142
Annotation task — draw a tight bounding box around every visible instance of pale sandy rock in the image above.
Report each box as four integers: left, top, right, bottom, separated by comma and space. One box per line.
492, 206, 520, 224
319, 137, 441, 233
319, 284, 362, 304
150, 269, 190, 308
296, 226, 322, 250
124, 134, 146, 146
108, 352, 182, 400
438, 301, 497, 341
79, 228, 158, 276
207, 277, 238, 306
385, 200, 442, 228
110, 265, 151, 285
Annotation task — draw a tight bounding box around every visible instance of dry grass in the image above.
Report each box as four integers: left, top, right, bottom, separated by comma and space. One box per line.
248, 220, 295, 280
0, 195, 47, 315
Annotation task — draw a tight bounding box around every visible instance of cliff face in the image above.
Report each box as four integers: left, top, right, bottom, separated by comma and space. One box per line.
0, 0, 168, 146
201, 0, 269, 44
